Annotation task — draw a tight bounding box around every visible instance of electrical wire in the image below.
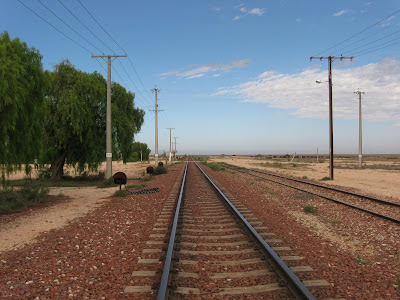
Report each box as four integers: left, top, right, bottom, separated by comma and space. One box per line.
57, 0, 114, 54
77, 0, 125, 53
116, 58, 153, 108
76, 0, 154, 108
354, 40, 400, 57
313, 8, 400, 56
349, 35, 400, 56
36, 0, 102, 54
127, 56, 154, 101
17, 0, 92, 54
334, 18, 400, 54
343, 29, 400, 55
112, 66, 150, 110
95, 57, 107, 73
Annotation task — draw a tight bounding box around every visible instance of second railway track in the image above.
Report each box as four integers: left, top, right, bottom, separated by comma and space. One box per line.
156, 160, 329, 299
221, 163, 400, 224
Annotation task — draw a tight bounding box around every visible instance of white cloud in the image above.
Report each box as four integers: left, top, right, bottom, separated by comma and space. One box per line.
361, 2, 372, 14
188, 74, 205, 79
381, 16, 395, 27
213, 58, 400, 126
296, 18, 302, 23
162, 59, 251, 79
233, 5, 265, 21
333, 9, 349, 17
247, 8, 265, 16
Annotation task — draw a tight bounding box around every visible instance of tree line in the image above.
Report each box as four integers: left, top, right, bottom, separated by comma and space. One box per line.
0, 31, 149, 181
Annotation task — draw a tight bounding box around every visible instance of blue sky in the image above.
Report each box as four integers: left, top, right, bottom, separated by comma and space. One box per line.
1, 0, 400, 155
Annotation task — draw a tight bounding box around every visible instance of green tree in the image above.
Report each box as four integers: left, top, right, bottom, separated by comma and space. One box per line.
0, 31, 45, 177
42, 60, 144, 179
112, 83, 144, 162
129, 142, 151, 162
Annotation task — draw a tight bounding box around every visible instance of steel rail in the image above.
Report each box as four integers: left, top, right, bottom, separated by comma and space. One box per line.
157, 161, 188, 300
194, 161, 317, 300
245, 166, 400, 208
223, 164, 400, 224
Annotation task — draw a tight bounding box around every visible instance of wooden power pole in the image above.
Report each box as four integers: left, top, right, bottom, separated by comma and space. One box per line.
310, 56, 353, 180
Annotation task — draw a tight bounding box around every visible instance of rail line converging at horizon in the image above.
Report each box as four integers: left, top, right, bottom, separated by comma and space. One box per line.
155, 159, 329, 299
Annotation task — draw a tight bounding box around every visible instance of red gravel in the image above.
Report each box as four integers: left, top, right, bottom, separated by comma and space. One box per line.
1, 161, 399, 299
0, 164, 184, 299
204, 164, 400, 299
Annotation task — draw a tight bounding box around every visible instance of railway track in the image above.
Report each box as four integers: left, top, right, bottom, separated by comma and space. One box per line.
222, 163, 400, 224
149, 160, 330, 299
124, 160, 330, 298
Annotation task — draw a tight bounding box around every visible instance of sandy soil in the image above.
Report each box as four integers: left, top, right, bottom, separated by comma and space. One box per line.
209, 156, 400, 199
0, 186, 118, 253
0, 161, 156, 254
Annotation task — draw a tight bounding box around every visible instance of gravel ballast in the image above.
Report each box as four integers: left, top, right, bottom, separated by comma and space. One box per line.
0, 164, 184, 299
1, 161, 399, 299
205, 164, 400, 299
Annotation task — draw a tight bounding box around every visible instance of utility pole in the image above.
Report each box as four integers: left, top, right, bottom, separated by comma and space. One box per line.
151, 87, 163, 166
92, 54, 126, 179
173, 137, 178, 161
167, 128, 175, 162
354, 89, 365, 169
310, 56, 353, 180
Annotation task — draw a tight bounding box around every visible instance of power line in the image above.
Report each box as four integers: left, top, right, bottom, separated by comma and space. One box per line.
127, 56, 154, 100
112, 65, 149, 110
57, 0, 114, 54
313, 9, 400, 56
355, 40, 400, 57
334, 18, 400, 54
349, 35, 400, 56
76, 0, 153, 113
95, 57, 107, 73
77, 0, 125, 53
17, 0, 91, 54
116, 58, 153, 108
36, 0, 102, 54
342, 28, 400, 55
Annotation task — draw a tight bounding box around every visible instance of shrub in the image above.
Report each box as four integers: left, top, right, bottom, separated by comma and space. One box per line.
356, 254, 366, 264
201, 161, 225, 171
154, 166, 168, 175
38, 167, 51, 179
98, 177, 115, 188
0, 180, 49, 214
0, 191, 24, 213
18, 179, 49, 204
141, 176, 152, 182
320, 176, 330, 181
303, 205, 316, 213
114, 189, 128, 197
127, 184, 146, 190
